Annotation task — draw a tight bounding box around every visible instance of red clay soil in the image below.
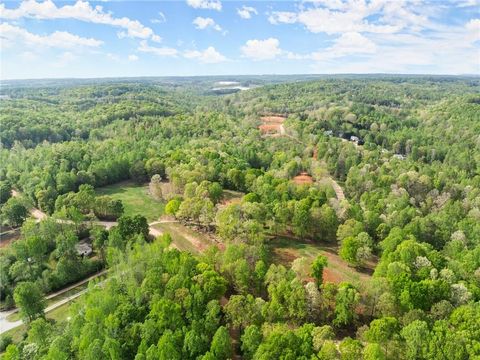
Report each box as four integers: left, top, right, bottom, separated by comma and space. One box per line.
259, 124, 282, 134
259, 115, 286, 135
260, 116, 286, 124
322, 268, 343, 284
292, 172, 314, 184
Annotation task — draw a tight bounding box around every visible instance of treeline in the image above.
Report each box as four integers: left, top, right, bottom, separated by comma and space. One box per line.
3, 237, 479, 359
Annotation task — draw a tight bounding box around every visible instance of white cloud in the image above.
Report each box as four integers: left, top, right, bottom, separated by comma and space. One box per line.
0, 22, 103, 49
268, 11, 297, 25
297, 7, 398, 34
267, 1, 434, 35
456, 0, 480, 7
285, 51, 308, 60
186, 0, 221, 11
184, 46, 226, 63
311, 32, 377, 61
128, 54, 139, 61
138, 40, 178, 57
54, 51, 76, 67
19, 51, 38, 62
241, 38, 282, 61
0, 0, 161, 42
466, 19, 480, 43
193, 17, 222, 31
308, 19, 480, 75
107, 53, 120, 61
151, 12, 166, 24
237, 6, 257, 19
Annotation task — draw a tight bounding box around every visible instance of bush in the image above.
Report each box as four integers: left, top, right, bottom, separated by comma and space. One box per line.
0, 334, 13, 352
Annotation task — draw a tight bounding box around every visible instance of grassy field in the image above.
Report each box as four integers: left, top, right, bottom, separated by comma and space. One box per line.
268, 237, 371, 287
152, 222, 215, 254
96, 181, 165, 222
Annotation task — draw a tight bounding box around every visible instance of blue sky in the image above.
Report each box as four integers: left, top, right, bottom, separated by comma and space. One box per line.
1, 0, 479, 79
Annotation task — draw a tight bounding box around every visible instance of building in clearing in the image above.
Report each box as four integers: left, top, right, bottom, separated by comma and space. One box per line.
75, 241, 93, 257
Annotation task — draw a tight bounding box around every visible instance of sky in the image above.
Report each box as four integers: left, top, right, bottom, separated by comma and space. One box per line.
0, 0, 479, 79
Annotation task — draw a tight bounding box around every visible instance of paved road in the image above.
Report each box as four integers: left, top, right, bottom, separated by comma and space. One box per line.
0, 270, 107, 335
0, 195, 184, 335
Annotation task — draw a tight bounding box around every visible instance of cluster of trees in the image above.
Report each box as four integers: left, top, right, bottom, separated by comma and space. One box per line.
0, 218, 102, 309
1, 76, 479, 359
4, 241, 231, 360
0, 210, 150, 312
54, 184, 123, 220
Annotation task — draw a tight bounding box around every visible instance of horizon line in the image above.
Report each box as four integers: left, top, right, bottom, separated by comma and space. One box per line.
2, 72, 480, 82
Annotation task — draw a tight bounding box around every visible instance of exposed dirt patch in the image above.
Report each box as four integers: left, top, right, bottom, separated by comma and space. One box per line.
260, 116, 286, 124
220, 197, 242, 206
0, 228, 20, 249
292, 172, 314, 185
272, 247, 298, 265
259, 115, 286, 136
323, 267, 343, 284
259, 123, 282, 134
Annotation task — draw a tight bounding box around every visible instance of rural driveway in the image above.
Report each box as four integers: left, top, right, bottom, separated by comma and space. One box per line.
0, 270, 107, 335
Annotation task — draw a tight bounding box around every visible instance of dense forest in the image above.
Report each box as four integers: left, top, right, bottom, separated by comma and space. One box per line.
0, 75, 479, 359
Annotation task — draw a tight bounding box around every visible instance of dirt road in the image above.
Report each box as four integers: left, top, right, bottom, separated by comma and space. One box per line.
330, 179, 345, 201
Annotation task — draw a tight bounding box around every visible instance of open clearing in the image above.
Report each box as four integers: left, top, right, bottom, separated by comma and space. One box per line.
96, 181, 164, 222
152, 222, 217, 254
292, 172, 314, 185
259, 115, 286, 136
267, 237, 372, 287
220, 189, 244, 206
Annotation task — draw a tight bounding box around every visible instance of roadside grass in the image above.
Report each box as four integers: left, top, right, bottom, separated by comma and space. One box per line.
2, 301, 76, 351
1, 324, 27, 346
46, 302, 72, 323
96, 181, 164, 222
267, 237, 371, 287
6, 273, 107, 323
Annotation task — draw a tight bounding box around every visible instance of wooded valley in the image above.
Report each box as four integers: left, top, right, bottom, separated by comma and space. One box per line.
0, 75, 479, 360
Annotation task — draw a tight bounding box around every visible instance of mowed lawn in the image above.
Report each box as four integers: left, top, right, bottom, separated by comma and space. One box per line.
268, 237, 372, 288
96, 182, 164, 222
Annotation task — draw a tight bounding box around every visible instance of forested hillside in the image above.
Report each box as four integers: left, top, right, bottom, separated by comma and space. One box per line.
0, 76, 479, 360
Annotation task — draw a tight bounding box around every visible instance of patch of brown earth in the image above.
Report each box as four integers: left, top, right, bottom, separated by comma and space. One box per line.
220, 197, 242, 206
323, 267, 343, 284
273, 248, 298, 266
292, 172, 314, 184
259, 124, 282, 134
260, 116, 286, 124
